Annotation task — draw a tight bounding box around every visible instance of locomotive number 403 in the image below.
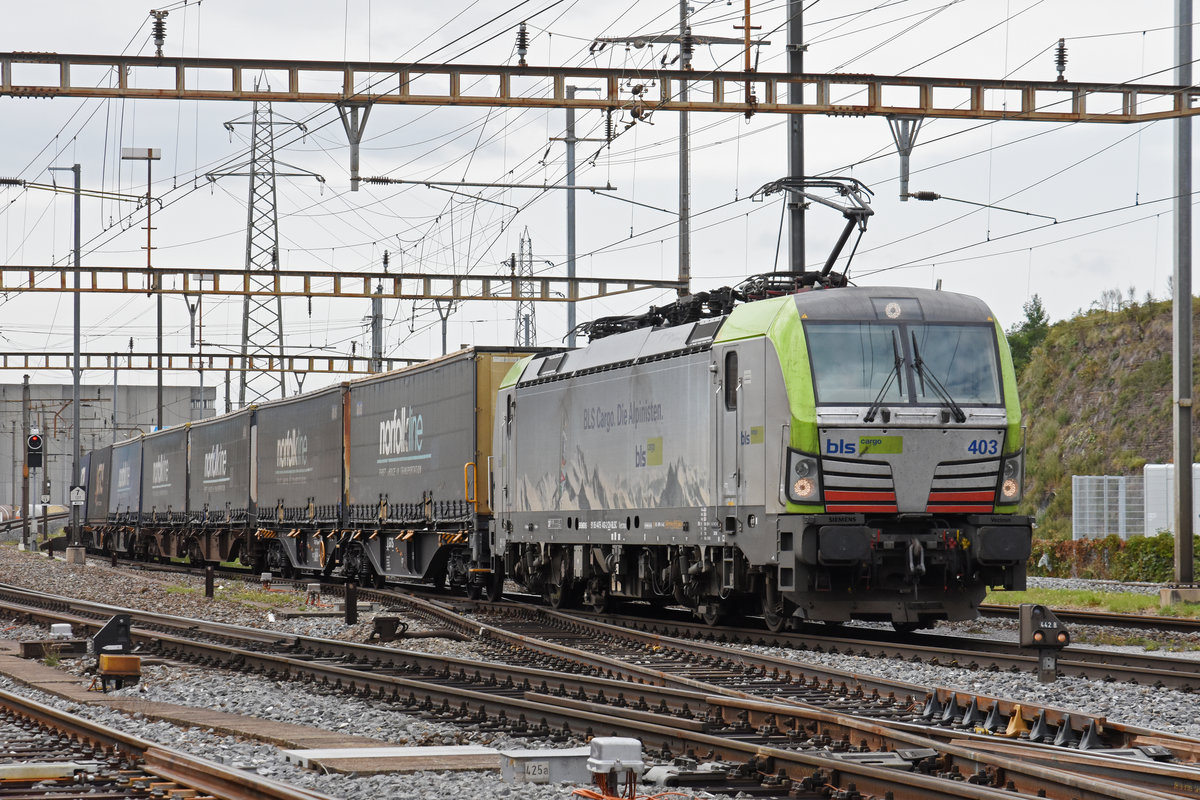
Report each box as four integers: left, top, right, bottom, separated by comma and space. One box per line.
967, 438, 1000, 456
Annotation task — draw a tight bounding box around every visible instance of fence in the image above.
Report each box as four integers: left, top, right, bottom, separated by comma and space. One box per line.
1071, 475, 1144, 540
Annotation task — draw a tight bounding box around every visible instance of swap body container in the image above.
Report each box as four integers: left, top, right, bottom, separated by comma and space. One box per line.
187, 408, 253, 526
346, 348, 531, 579
254, 384, 346, 526
140, 425, 188, 524
83, 445, 111, 529
108, 437, 143, 522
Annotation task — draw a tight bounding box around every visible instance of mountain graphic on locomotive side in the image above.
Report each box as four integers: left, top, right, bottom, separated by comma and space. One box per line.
77, 279, 1030, 631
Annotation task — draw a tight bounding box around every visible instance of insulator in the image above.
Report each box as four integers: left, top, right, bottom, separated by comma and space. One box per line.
516, 22, 530, 66
150, 10, 169, 58
1054, 38, 1067, 82
382, 250, 390, 273
680, 27, 695, 66
910, 191, 940, 201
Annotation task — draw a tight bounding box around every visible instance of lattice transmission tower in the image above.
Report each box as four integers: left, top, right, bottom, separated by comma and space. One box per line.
511, 227, 536, 347
207, 97, 323, 406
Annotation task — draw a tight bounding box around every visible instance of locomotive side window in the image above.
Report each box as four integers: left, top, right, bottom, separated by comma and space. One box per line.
724, 351, 738, 411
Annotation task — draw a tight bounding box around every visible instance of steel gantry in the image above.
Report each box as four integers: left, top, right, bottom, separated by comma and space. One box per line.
0, 264, 682, 301
2, 53, 1195, 124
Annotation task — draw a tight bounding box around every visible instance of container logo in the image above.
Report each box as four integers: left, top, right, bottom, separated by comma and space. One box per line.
152, 455, 170, 487
277, 429, 309, 469
117, 463, 131, 491
379, 407, 426, 460
204, 444, 228, 479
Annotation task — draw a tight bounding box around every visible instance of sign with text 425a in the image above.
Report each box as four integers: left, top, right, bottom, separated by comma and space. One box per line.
523, 760, 550, 783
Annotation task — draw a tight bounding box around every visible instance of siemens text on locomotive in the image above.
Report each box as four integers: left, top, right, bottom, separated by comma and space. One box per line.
79, 283, 1032, 630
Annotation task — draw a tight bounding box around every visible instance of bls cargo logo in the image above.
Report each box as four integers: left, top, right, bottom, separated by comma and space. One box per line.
204, 444, 228, 479
277, 429, 309, 469
824, 435, 903, 456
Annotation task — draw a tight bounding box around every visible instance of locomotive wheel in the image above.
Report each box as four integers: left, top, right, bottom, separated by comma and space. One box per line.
700, 602, 725, 627
762, 575, 791, 633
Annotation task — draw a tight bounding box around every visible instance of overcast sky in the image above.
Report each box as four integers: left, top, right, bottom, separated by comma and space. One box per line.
0, 1, 1193, 403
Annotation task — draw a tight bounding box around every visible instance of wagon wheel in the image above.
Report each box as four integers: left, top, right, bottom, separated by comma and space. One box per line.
545, 578, 581, 610
483, 562, 505, 602
700, 601, 726, 627
584, 578, 610, 614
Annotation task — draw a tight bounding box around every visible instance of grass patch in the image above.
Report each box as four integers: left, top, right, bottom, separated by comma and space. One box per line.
41, 644, 61, 667
986, 587, 1171, 615
218, 586, 303, 607
164, 584, 199, 595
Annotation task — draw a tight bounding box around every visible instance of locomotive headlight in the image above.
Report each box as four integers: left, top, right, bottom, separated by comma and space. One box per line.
997, 451, 1025, 504
786, 450, 822, 504
793, 477, 816, 500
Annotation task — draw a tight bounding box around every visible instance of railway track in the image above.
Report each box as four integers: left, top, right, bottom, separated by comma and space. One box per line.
3, 581, 1200, 799
0, 685, 331, 800
980, 603, 1200, 634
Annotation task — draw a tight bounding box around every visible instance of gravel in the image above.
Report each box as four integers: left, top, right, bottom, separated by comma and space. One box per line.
0, 544, 1195, 798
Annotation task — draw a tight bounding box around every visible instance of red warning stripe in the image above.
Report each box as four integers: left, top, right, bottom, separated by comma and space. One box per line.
826, 490, 897, 502
927, 491, 994, 503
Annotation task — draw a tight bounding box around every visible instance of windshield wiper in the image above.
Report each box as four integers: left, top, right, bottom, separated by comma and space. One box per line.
864, 331, 903, 422
910, 332, 966, 423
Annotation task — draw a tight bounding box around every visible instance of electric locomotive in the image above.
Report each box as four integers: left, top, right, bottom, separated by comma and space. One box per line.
488, 283, 1031, 630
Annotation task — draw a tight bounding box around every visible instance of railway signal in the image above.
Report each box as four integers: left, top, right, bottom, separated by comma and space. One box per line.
26, 432, 43, 469
1019, 604, 1070, 683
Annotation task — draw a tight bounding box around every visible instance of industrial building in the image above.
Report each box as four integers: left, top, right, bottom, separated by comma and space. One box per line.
0, 381, 215, 510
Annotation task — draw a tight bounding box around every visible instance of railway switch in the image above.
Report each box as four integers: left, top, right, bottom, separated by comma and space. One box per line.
1018, 604, 1069, 683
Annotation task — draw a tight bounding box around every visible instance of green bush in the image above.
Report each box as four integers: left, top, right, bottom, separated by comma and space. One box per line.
1028, 532, 1193, 582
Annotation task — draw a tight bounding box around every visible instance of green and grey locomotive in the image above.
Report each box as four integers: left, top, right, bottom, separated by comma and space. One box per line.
490, 285, 1031, 630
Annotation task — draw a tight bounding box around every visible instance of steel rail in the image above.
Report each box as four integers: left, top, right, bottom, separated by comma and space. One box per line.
980, 603, 1200, 634
2, 581, 1199, 799
0, 687, 333, 800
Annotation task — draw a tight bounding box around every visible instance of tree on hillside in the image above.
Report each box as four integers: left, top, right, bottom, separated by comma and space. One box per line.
1006, 294, 1049, 374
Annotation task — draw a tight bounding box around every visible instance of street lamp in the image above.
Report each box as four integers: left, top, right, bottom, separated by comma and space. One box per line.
120, 147, 163, 430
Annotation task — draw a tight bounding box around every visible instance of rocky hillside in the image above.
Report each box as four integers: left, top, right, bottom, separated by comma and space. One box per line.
1015, 296, 1200, 537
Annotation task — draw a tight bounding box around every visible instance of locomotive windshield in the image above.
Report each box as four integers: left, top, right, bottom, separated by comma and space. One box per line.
806, 321, 1002, 406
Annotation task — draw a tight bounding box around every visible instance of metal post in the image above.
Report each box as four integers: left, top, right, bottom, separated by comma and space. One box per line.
21, 375, 29, 550
370, 284, 383, 373
345, 581, 358, 625
150, 158, 162, 431
678, 0, 691, 297
566, 85, 578, 348
1174, 0, 1195, 585
787, 0, 805, 272
121, 148, 161, 428
205, 565, 214, 598
70, 164, 81, 547
10, 421, 16, 517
